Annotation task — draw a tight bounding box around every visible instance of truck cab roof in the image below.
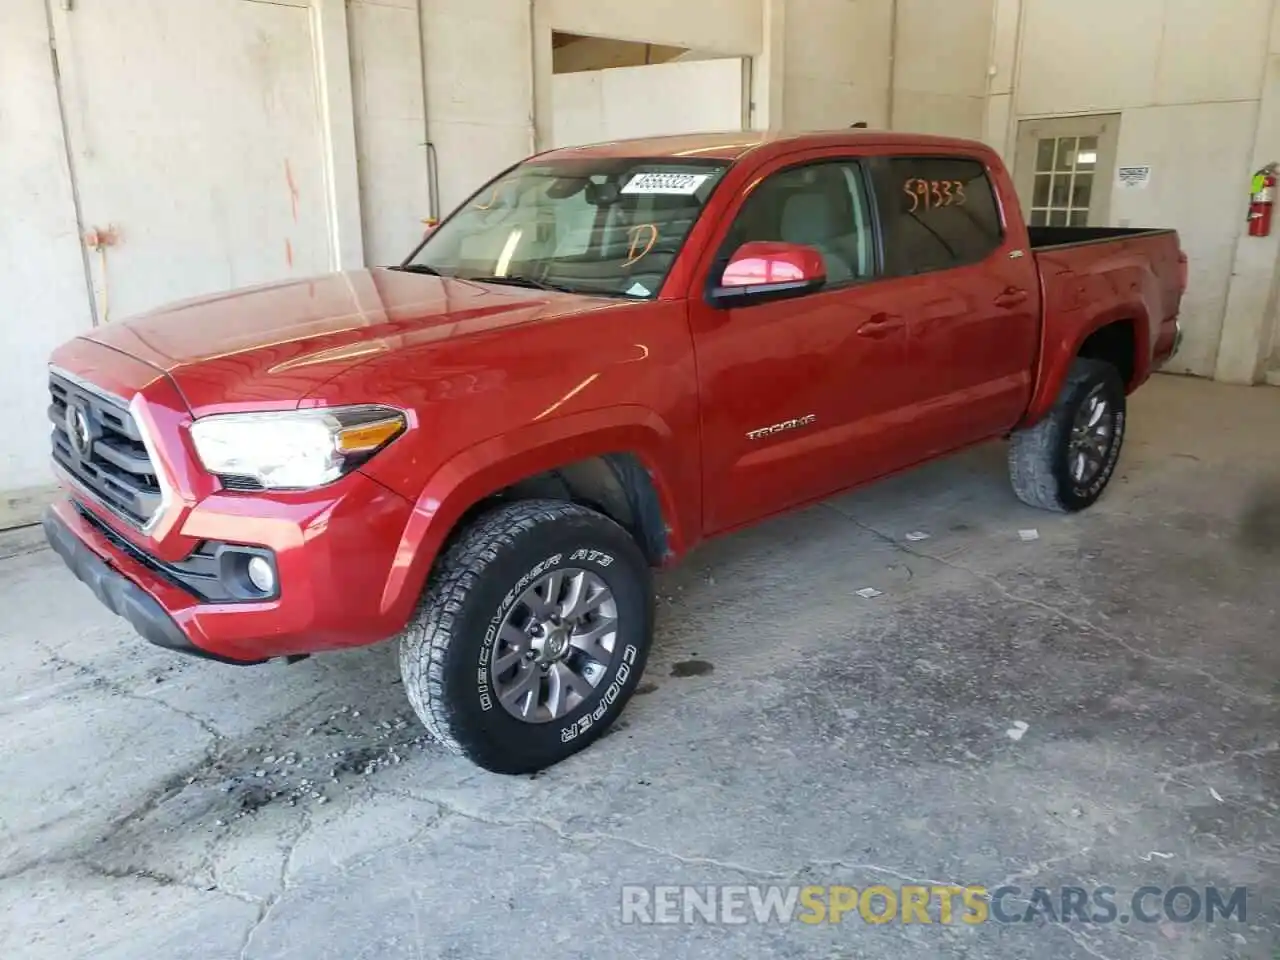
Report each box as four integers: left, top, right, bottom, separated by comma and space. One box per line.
535, 129, 994, 164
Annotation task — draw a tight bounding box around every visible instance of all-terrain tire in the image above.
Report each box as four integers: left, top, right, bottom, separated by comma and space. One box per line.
1008, 358, 1127, 512
398, 499, 653, 774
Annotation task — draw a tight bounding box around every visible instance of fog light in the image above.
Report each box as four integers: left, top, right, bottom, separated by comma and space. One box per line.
247, 556, 276, 595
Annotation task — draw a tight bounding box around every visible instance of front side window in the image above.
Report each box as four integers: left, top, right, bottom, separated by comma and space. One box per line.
404, 159, 728, 299
714, 160, 875, 287
876, 156, 1003, 275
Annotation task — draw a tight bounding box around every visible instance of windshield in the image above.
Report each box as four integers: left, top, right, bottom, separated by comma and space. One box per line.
403, 157, 729, 299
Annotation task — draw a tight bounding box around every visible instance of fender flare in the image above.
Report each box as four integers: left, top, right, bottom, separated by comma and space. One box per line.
1023, 302, 1151, 427
377, 405, 692, 624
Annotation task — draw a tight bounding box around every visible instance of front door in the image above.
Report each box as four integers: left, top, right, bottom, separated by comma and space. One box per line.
688, 157, 913, 534
1013, 115, 1121, 227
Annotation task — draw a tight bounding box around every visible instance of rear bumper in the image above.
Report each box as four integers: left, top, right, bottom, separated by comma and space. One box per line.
43, 505, 263, 664
1154, 317, 1182, 367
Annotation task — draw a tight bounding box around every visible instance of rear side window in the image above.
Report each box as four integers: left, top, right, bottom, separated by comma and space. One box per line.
875, 157, 1003, 275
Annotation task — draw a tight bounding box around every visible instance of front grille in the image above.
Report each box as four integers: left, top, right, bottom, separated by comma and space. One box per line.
49, 372, 162, 528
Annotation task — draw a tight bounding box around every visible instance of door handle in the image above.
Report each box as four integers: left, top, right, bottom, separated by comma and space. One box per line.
994, 287, 1029, 308
856, 313, 904, 339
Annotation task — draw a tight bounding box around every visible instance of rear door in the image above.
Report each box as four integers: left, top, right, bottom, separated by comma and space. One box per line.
688, 154, 916, 533
867, 154, 1039, 456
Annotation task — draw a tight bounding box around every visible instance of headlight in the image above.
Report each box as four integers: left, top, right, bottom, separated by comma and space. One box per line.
190, 405, 406, 490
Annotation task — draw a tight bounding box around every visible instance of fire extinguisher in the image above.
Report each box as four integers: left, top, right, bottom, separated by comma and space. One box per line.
1248, 162, 1277, 237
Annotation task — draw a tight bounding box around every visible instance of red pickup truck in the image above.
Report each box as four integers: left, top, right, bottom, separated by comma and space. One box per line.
43, 131, 1185, 773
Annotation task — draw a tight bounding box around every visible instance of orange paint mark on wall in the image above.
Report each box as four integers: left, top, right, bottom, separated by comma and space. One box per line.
285, 238, 294, 268
284, 159, 300, 223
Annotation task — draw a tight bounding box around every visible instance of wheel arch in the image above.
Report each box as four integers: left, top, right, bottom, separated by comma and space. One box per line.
378, 406, 695, 627
489, 453, 669, 565
1077, 318, 1140, 388
1023, 306, 1149, 427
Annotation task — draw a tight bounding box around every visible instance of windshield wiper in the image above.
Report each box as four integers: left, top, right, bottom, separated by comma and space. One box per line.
391, 262, 442, 276
467, 274, 578, 294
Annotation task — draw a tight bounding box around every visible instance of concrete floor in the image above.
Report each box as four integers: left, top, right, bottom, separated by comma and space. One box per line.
0, 373, 1276, 960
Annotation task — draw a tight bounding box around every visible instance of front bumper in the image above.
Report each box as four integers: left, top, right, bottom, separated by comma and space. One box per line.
43, 338, 424, 663
44, 469, 416, 663
43, 505, 263, 664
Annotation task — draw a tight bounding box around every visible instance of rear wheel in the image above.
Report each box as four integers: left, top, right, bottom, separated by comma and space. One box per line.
398, 499, 653, 774
1008, 358, 1127, 512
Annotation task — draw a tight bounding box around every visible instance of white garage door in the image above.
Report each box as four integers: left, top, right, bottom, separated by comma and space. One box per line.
51, 0, 333, 322
551, 58, 746, 149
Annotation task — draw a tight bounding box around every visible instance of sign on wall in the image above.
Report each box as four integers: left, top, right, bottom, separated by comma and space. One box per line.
1117, 165, 1153, 190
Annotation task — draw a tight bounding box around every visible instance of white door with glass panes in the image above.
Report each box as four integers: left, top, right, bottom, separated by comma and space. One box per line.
1013, 115, 1121, 227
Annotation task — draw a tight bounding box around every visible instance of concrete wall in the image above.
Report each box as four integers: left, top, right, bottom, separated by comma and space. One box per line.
349, 0, 432, 265
1, 0, 95, 522
1222, 7, 1280, 384
781, 0, 891, 130
982, 0, 1020, 154
891, 0, 993, 138
778, 0, 994, 138
1005, 0, 1279, 380
423, 0, 534, 212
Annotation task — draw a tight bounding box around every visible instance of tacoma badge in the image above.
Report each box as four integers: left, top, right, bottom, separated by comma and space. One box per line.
746, 414, 817, 441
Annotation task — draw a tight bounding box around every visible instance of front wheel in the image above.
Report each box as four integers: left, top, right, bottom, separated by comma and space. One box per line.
1008, 358, 1127, 512
398, 499, 653, 774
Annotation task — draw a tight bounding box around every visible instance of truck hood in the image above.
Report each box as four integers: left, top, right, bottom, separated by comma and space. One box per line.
85, 268, 603, 414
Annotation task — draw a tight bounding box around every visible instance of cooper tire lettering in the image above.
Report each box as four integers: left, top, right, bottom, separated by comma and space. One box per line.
477, 553, 565, 712
398, 499, 653, 774
555, 641, 638, 739
569, 548, 615, 567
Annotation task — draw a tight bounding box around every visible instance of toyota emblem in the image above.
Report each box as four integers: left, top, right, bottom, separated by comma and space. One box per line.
65, 403, 92, 459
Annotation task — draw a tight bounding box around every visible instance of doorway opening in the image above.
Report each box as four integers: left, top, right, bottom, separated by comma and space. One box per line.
552, 32, 688, 73
549, 32, 747, 149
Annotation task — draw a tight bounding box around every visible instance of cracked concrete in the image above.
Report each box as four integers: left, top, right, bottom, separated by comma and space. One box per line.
0, 374, 1276, 959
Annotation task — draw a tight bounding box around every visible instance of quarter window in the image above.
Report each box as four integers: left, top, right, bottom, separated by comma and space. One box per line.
877, 157, 1003, 275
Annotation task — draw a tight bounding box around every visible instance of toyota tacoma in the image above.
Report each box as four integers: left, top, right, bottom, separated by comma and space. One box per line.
42, 130, 1186, 772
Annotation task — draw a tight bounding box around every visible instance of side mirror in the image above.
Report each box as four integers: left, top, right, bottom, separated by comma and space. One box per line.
709, 241, 826, 306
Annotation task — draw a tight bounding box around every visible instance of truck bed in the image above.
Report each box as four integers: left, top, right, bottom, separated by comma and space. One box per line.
1028, 225, 1176, 250
1027, 225, 1184, 414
